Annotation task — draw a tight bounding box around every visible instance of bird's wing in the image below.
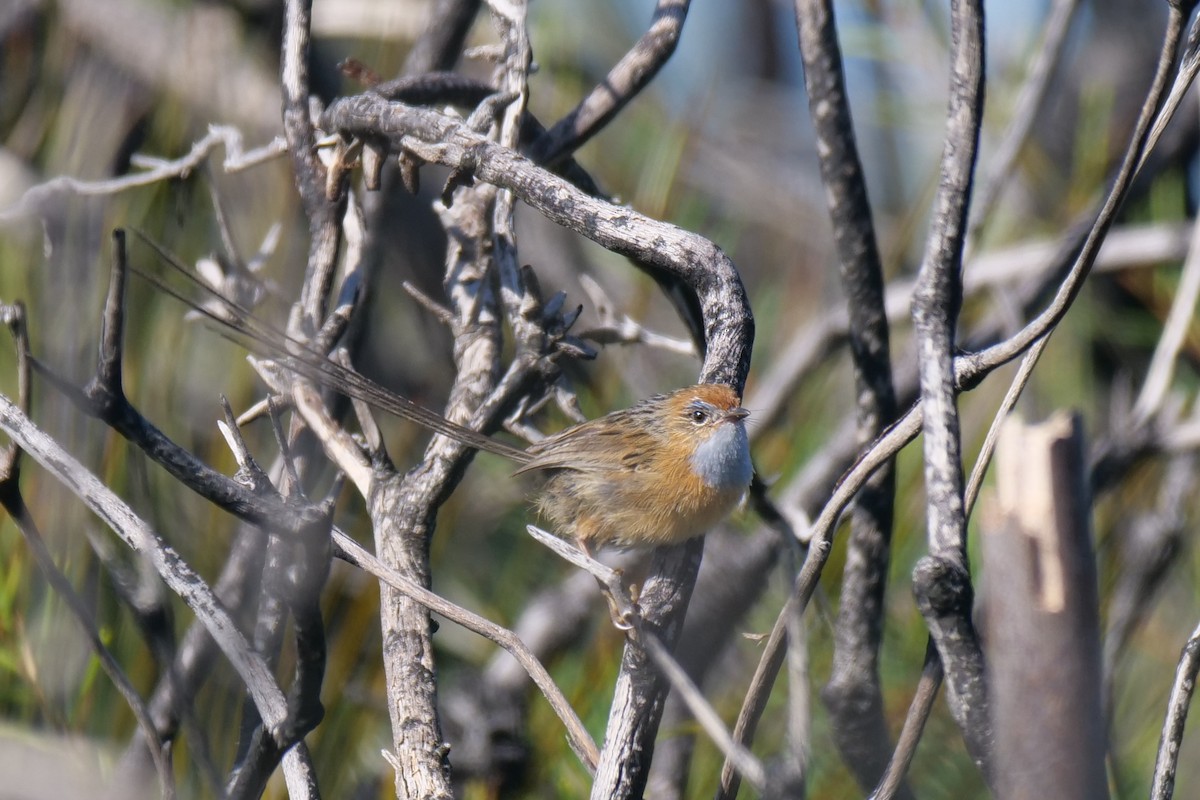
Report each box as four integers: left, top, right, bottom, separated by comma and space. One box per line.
513, 424, 651, 475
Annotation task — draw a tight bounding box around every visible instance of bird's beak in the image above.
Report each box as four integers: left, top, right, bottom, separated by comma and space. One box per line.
725, 407, 750, 422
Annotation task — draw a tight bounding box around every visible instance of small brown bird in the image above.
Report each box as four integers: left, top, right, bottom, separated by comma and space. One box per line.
298, 371, 753, 553
141, 263, 752, 551
517, 384, 752, 553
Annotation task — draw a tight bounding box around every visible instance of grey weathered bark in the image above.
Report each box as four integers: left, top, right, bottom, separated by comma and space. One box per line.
986, 414, 1108, 800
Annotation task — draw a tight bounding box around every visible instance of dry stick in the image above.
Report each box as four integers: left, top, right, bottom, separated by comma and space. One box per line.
912, 0, 982, 574
732, 6, 1196, 776
1152, 618, 1200, 800
489, 0, 543, 421
908, 0, 990, 774
0, 394, 293, 749
372, 186, 518, 798
0, 127, 286, 222
528, 0, 690, 167
523, 525, 637, 624
716, 592, 792, 800
329, 160, 591, 795
334, 529, 600, 769
789, 0, 903, 798
523, 524, 767, 792
869, 645, 943, 800
348, 55, 489, 790
365, 223, 501, 798
282, 0, 342, 329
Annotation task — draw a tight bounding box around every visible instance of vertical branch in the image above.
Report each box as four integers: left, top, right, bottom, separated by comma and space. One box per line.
371, 190, 504, 799
366, 54, 524, 794
590, 544, 703, 800
645, 530, 781, 799
282, 0, 343, 325
793, 0, 902, 794
490, 0, 534, 346
1153, 618, 1200, 800
909, 0, 990, 774
590, 255, 751, 799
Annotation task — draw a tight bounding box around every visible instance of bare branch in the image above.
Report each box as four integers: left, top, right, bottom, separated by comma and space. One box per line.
528, 0, 690, 167
0, 394, 294, 748
0, 127, 285, 222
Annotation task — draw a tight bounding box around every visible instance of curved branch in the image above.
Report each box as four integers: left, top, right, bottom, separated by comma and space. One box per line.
322, 94, 754, 387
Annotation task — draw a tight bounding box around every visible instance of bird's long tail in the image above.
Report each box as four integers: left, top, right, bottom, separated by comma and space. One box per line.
129, 231, 532, 464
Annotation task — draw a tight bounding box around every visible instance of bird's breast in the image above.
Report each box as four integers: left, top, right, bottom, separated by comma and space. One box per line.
688, 422, 752, 491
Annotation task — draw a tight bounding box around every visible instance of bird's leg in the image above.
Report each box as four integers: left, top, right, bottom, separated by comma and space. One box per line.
523, 525, 640, 630
579, 538, 640, 631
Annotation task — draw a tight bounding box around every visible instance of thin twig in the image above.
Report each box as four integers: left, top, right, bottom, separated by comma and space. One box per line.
0, 127, 285, 222
332, 528, 600, 770
0, 394, 293, 736
640, 632, 768, 793
869, 645, 944, 800
1134, 212, 1200, 421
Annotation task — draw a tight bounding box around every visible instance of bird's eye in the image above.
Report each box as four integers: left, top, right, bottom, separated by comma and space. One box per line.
690, 408, 708, 424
